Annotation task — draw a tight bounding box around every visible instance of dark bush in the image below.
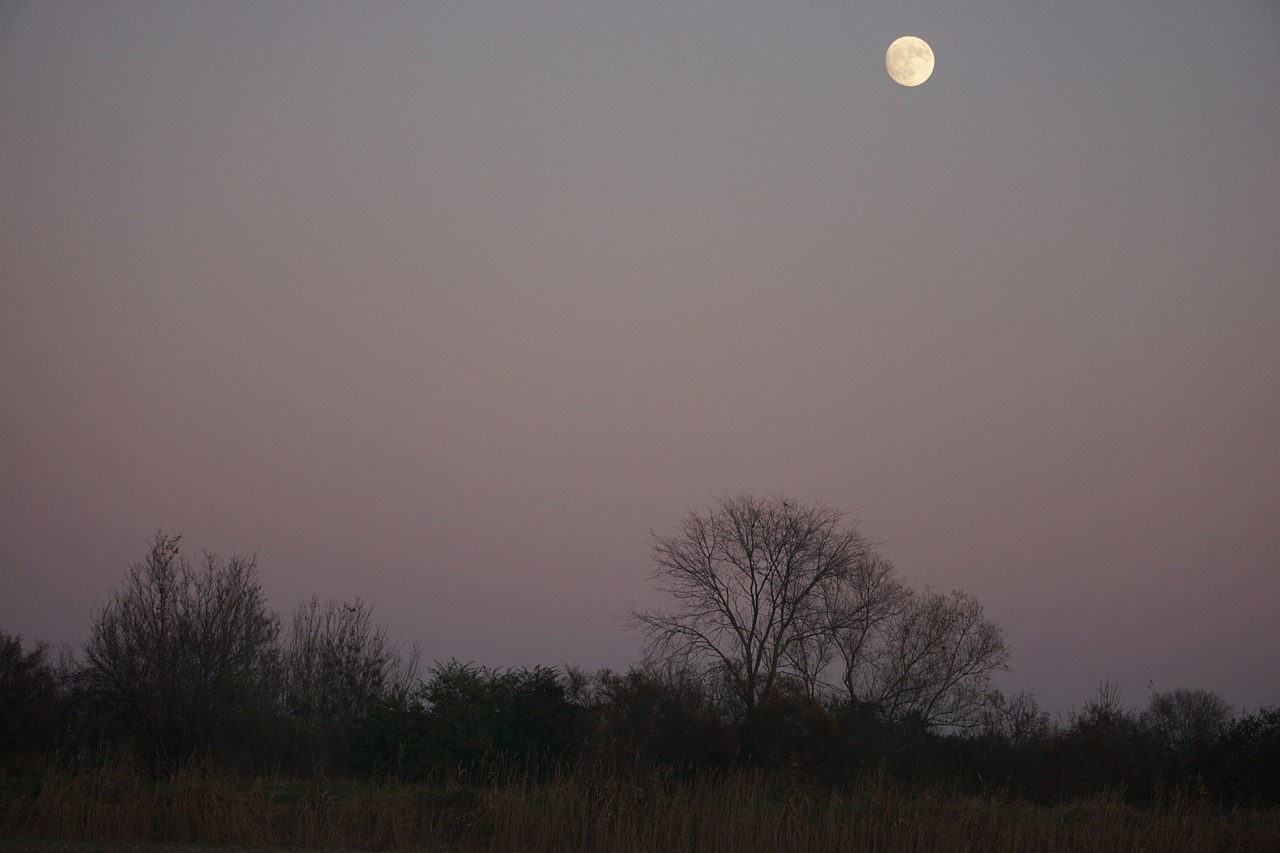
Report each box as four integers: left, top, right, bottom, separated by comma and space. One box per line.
739, 686, 848, 777
1215, 706, 1280, 805
1141, 687, 1231, 784
1043, 686, 1158, 802
574, 666, 735, 771
351, 661, 579, 778
0, 631, 67, 771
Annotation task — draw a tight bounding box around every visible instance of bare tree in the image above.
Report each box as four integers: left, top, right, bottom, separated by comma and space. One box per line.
828, 552, 910, 700
851, 587, 1008, 730
1142, 686, 1232, 768
1083, 678, 1128, 720
282, 595, 419, 769
979, 688, 1054, 746
631, 494, 879, 713
79, 532, 280, 763
780, 551, 908, 699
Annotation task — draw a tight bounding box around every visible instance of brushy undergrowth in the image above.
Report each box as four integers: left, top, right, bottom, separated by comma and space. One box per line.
3, 753, 1278, 852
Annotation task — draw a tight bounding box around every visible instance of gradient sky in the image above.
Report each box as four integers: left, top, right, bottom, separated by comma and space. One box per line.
3, 1, 1278, 718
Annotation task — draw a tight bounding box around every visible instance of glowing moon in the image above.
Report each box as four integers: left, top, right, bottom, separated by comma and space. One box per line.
886, 36, 935, 87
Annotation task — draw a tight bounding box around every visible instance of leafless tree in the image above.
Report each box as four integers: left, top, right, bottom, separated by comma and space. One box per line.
79, 532, 281, 762
826, 552, 910, 700
778, 551, 909, 699
282, 595, 419, 768
979, 688, 1054, 746
631, 494, 879, 713
1142, 686, 1232, 767
1084, 678, 1128, 720
850, 587, 1009, 730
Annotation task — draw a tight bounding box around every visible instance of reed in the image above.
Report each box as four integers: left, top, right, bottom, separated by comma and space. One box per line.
4, 753, 1277, 852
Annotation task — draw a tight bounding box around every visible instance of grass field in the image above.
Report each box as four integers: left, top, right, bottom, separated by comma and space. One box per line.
4, 757, 1279, 852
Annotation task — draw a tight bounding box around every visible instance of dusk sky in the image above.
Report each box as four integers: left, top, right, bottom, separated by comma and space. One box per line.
3, 1, 1278, 718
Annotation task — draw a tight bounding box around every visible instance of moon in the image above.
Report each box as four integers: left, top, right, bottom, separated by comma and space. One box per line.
886, 36, 935, 87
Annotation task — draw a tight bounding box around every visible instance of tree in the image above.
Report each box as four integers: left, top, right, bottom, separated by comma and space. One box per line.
632, 494, 882, 714
979, 688, 1054, 748
849, 588, 1009, 730
827, 552, 909, 701
282, 595, 419, 771
1141, 686, 1231, 772
79, 532, 280, 765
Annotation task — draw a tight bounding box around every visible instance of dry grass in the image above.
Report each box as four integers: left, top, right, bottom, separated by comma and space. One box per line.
3, 755, 1278, 852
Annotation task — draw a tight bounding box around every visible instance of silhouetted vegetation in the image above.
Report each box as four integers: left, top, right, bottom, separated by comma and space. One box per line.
0, 632, 67, 772
3, 524, 1278, 850
74, 533, 282, 771
281, 595, 419, 775
349, 660, 578, 779
632, 495, 1010, 731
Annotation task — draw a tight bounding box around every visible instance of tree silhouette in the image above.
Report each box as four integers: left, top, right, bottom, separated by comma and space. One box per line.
632, 494, 887, 714
78, 532, 280, 765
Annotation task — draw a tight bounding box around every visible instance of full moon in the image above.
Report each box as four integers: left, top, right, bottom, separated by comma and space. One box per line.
886, 36, 935, 87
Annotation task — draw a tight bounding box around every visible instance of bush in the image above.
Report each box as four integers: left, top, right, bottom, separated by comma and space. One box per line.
1216, 707, 1280, 805
1043, 683, 1158, 802
573, 666, 735, 771
351, 661, 578, 778
0, 631, 67, 770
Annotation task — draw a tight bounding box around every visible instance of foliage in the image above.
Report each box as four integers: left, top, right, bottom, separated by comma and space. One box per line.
2, 524, 1278, 816
421, 660, 576, 763
1044, 681, 1159, 802
1216, 706, 1280, 805
569, 665, 735, 770
350, 660, 578, 778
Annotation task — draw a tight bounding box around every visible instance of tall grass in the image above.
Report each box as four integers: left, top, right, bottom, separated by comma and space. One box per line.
4, 752, 1278, 852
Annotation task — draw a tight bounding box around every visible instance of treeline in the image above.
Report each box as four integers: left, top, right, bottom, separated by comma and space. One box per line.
2, 531, 1278, 810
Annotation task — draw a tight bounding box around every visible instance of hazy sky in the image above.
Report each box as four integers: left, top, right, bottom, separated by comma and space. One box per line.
3, 1, 1278, 718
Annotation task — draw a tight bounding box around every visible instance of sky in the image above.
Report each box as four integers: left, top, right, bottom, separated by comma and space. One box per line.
2, 1, 1278, 719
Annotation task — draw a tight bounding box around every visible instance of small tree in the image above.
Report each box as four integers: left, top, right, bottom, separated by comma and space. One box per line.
79, 532, 280, 766
1142, 686, 1231, 774
980, 688, 1054, 748
282, 595, 418, 771
632, 494, 879, 714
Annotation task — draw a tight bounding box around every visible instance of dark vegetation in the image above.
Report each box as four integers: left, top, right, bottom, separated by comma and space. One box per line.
3, 502, 1279, 850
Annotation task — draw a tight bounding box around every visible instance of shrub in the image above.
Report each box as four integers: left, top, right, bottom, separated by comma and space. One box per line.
0, 630, 67, 770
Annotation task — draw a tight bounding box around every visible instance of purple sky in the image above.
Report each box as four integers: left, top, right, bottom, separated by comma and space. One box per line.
3, 1, 1278, 718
